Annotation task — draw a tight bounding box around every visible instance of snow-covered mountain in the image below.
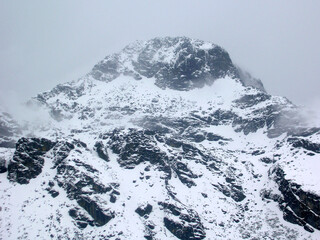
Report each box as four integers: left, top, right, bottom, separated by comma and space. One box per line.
1, 37, 320, 240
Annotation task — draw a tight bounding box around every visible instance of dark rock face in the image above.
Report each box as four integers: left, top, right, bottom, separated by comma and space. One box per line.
77, 196, 115, 226
52, 140, 116, 227
287, 137, 320, 153
234, 93, 271, 109
135, 204, 153, 217
206, 132, 230, 142
51, 140, 75, 168
159, 202, 206, 240
173, 160, 198, 188
55, 165, 111, 202
232, 101, 300, 137
108, 128, 168, 169
270, 166, 320, 232
213, 182, 246, 202
91, 55, 121, 82
0, 158, 7, 173
251, 150, 265, 156
138, 116, 208, 136
150, 39, 237, 91
94, 141, 109, 161
68, 205, 112, 229
232, 104, 278, 135
211, 109, 236, 126
89, 37, 267, 91
165, 138, 183, 148
3, 129, 220, 235
106, 128, 206, 188
7, 137, 116, 228
7, 138, 55, 184
69, 208, 94, 229
234, 117, 266, 135
48, 189, 59, 198
260, 157, 276, 164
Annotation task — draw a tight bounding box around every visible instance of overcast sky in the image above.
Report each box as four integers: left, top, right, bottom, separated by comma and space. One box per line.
1, 0, 320, 108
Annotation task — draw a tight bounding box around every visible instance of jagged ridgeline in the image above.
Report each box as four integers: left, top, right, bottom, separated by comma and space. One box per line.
90, 37, 265, 91
0, 37, 320, 240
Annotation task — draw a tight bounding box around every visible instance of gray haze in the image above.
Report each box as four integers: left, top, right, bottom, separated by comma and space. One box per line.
1, 0, 320, 109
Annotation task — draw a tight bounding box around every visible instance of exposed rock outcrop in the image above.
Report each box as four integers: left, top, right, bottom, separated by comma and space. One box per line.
270, 166, 320, 232
7, 138, 55, 184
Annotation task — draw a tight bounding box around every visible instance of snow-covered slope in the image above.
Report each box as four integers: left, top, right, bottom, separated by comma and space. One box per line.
1, 37, 320, 240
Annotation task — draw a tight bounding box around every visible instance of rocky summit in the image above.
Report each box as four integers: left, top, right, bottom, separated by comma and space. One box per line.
0, 37, 320, 240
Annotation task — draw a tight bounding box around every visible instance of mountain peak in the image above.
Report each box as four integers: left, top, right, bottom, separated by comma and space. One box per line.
1, 37, 320, 239
90, 37, 265, 91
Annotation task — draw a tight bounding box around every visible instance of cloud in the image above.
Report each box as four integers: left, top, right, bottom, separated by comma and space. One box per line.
302, 97, 320, 127
0, 88, 54, 133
